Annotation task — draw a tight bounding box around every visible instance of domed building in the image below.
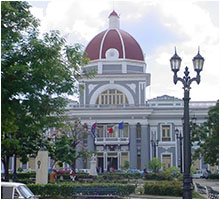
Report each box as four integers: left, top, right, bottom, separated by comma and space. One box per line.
76, 10, 151, 170
81, 10, 150, 107
66, 10, 215, 172
6, 11, 216, 174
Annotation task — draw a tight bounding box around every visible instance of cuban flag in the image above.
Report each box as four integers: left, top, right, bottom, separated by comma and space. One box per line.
107, 127, 113, 134
91, 123, 97, 138
118, 122, 124, 130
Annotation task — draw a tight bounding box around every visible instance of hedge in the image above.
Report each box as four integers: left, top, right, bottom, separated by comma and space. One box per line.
144, 172, 174, 181
144, 181, 182, 196
9, 172, 36, 179
28, 183, 135, 198
208, 174, 219, 179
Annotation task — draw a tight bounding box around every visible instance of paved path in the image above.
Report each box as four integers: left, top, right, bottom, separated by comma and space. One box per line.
129, 194, 181, 199
193, 178, 219, 191
193, 178, 219, 198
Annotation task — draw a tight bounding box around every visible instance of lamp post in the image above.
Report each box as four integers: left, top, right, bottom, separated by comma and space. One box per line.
151, 132, 159, 158
175, 129, 183, 173
170, 47, 204, 199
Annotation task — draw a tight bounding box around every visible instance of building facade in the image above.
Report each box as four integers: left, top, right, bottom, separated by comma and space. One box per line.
65, 11, 215, 172
3, 10, 216, 174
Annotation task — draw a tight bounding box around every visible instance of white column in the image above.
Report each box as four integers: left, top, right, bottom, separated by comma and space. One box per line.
98, 62, 102, 74
104, 152, 107, 171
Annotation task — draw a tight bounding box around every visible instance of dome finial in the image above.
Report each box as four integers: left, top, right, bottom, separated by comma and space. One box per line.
108, 10, 120, 29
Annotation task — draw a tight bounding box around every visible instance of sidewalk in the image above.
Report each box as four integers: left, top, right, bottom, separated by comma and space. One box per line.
129, 194, 181, 199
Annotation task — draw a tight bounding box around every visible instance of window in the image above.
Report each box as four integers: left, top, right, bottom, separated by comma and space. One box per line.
121, 152, 129, 168
136, 123, 141, 138
119, 124, 128, 138
162, 125, 171, 141
96, 89, 128, 105
162, 154, 171, 168
137, 155, 141, 170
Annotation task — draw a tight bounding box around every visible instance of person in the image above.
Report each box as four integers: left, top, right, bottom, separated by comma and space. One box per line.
49, 169, 56, 184
70, 169, 75, 182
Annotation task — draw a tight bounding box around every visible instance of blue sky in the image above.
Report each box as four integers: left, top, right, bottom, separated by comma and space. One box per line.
28, 0, 219, 101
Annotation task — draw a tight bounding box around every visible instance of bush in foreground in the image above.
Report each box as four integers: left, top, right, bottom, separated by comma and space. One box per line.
28, 183, 135, 198
144, 181, 182, 196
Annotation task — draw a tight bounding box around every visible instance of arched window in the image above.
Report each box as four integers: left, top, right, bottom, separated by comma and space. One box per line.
96, 89, 128, 105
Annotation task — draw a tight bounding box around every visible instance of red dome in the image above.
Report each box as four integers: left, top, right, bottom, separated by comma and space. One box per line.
85, 28, 144, 61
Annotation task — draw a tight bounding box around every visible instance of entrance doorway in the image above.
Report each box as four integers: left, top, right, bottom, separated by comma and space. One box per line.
97, 157, 104, 173
107, 152, 118, 171
107, 157, 118, 171
162, 154, 171, 168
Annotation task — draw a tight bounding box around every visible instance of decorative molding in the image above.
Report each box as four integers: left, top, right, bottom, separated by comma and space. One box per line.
127, 83, 136, 93
88, 84, 97, 94
90, 84, 135, 104
149, 95, 182, 101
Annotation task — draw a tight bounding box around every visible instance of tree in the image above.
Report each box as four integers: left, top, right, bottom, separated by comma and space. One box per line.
192, 101, 219, 166
121, 161, 129, 171
1, 1, 92, 181
48, 120, 94, 170
149, 158, 162, 173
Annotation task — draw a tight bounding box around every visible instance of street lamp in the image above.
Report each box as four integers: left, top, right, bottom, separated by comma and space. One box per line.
175, 129, 183, 173
170, 47, 204, 199
151, 132, 159, 158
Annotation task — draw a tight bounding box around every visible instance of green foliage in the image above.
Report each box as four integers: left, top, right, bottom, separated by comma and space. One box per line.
121, 161, 129, 170
144, 172, 173, 181
208, 174, 219, 179
1, 1, 92, 180
28, 183, 135, 198
9, 172, 35, 179
144, 181, 182, 196
49, 120, 94, 170
164, 166, 180, 177
101, 172, 141, 180
192, 101, 219, 166
149, 157, 162, 173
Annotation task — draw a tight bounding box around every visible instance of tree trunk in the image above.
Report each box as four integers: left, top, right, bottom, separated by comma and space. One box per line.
2, 156, 10, 181
13, 155, 17, 179
71, 161, 76, 171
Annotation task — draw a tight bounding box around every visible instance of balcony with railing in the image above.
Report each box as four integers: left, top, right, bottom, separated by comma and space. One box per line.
95, 137, 129, 145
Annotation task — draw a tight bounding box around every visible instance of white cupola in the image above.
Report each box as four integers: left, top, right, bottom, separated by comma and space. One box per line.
108, 10, 120, 29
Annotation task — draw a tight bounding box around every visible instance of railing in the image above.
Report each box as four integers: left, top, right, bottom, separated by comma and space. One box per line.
95, 137, 129, 144
66, 101, 216, 110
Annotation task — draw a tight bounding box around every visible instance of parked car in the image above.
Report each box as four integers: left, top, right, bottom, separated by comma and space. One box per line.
1, 182, 37, 199
127, 169, 144, 176
193, 170, 209, 179
78, 169, 90, 174
114, 169, 127, 173
203, 170, 211, 179
56, 167, 72, 175
127, 169, 140, 174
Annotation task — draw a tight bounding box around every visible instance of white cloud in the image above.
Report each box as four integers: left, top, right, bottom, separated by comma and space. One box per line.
29, 0, 219, 101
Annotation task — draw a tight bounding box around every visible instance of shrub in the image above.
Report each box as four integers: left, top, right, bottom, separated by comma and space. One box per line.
28, 183, 135, 198
9, 172, 36, 179
144, 172, 173, 181
208, 174, 219, 179
144, 181, 182, 196
149, 158, 162, 173
177, 173, 183, 181
13, 178, 34, 184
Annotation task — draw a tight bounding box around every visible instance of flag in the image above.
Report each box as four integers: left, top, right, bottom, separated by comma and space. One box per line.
91, 123, 97, 138
119, 122, 124, 130
107, 127, 113, 134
